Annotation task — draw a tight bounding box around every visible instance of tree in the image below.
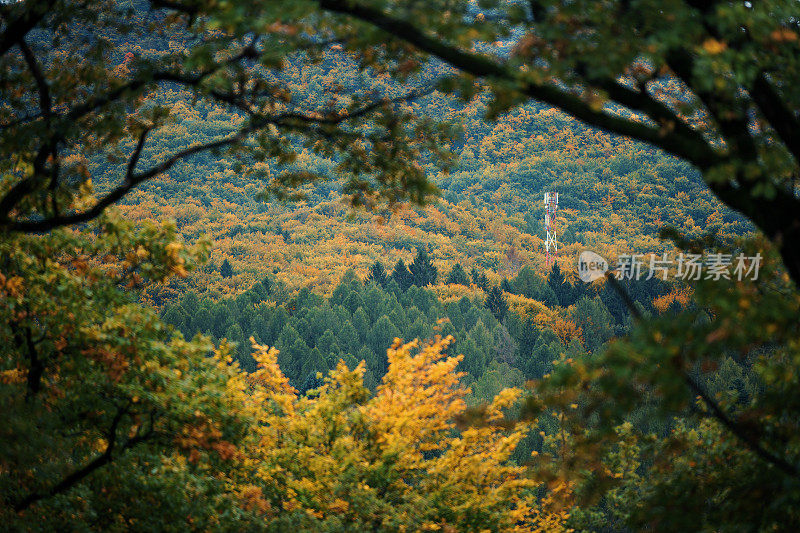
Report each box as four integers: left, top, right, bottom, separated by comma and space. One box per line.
220, 258, 234, 278
493, 324, 519, 365
485, 286, 509, 322
467, 360, 526, 406
366, 260, 388, 287
409, 248, 438, 286
570, 296, 615, 353
391, 259, 414, 291
471, 267, 489, 291
446, 263, 470, 286
351, 307, 370, 341
547, 264, 569, 307
368, 315, 400, 374
533, 248, 800, 530
510, 266, 559, 308
0, 215, 257, 529
237, 337, 572, 530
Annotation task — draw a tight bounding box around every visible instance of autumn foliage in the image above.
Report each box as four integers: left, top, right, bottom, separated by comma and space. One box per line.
228, 336, 571, 531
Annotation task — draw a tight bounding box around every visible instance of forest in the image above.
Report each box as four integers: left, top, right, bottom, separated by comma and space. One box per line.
2, 1, 800, 532
161, 255, 671, 399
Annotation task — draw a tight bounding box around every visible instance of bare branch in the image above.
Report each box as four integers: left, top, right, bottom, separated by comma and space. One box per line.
126, 127, 152, 181
1, 82, 434, 233
1, 132, 250, 233
17, 39, 51, 121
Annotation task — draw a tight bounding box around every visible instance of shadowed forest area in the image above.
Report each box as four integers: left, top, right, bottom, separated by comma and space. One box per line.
2, 1, 800, 531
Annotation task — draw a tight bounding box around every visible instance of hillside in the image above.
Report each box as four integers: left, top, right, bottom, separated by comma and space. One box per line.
6, 1, 800, 531
91, 51, 752, 306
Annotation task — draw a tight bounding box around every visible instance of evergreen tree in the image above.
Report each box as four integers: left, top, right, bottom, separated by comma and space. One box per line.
571, 296, 615, 353
500, 278, 512, 293
220, 258, 234, 278
446, 263, 470, 286
225, 323, 252, 371
508, 266, 559, 307
458, 335, 486, 378
471, 267, 489, 291
445, 301, 465, 331
267, 307, 289, 344
485, 286, 508, 322
408, 317, 431, 342
192, 307, 213, 335
301, 347, 328, 383
547, 263, 574, 307
211, 305, 230, 338
300, 371, 324, 394
330, 280, 351, 308
281, 338, 310, 382
317, 329, 343, 362
351, 307, 370, 340
369, 316, 400, 374
355, 346, 378, 387
367, 260, 388, 287
391, 259, 414, 291
384, 277, 402, 296
338, 320, 361, 354
180, 291, 200, 312
363, 285, 387, 322
252, 316, 269, 344
162, 307, 188, 338
506, 315, 540, 361
343, 291, 365, 315
409, 248, 438, 287
493, 325, 518, 365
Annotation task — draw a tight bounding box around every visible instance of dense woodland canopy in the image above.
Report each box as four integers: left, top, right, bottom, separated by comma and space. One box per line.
161, 258, 671, 397
113, 81, 751, 301
2, 0, 800, 531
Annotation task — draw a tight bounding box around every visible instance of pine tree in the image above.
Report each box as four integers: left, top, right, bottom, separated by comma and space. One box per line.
446, 263, 470, 286
471, 267, 489, 291
485, 286, 508, 322
570, 296, 615, 353
547, 263, 567, 306
367, 260, 388, 287
409, 248, 438, 286
391, 259, 414, 291
500, 278, 512, 293
220, 258, 234, 278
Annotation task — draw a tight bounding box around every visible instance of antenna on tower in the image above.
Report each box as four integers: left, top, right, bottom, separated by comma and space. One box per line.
544, 192, 559, 268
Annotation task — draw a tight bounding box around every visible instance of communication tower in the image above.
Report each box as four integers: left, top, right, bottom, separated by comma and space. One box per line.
544, 192, 559, 267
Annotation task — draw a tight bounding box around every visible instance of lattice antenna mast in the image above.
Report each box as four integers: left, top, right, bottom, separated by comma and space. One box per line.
544, 192, 559, 267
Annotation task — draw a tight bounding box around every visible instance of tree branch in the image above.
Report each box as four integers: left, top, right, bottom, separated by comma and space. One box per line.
17, 39, 51, 121
1, 82, 433, 233
13, 405, 157, 512
607, 272, 800, 480
318, 0, 723, 170
684, 373, 800, 480
665, 48, 757, 161
0, 0, 56, 56
751, 73, 800, 164
1, 132, 250, 233
126, 127, 152, 180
